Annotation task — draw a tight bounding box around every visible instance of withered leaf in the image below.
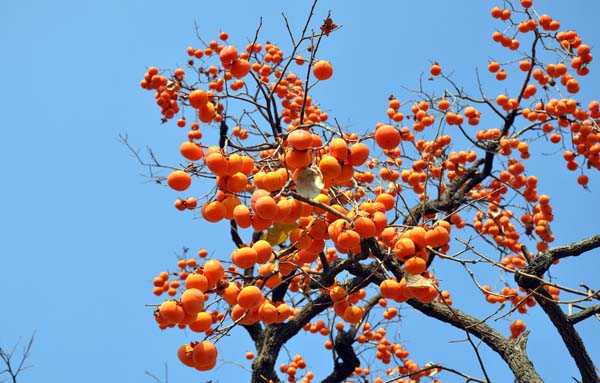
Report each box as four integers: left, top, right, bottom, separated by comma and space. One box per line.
320, 17, 338, 36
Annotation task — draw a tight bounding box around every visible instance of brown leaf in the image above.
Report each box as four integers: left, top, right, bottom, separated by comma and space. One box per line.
320, 17, 338, 36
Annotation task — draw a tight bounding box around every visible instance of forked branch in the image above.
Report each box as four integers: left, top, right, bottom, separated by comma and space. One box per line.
0, 335, 34, 383
515, 234, 600, 383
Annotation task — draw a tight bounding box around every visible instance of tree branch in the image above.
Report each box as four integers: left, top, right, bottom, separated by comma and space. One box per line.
320, 293, 380, 383
243, 322, 265, 350
230, 220, 245, 248
251, 265, 379, 383
568, 304, 600, 325
0, 335, 34, 383
344, 254, 544, 383
408, 300, 543, 383
515, 234, 600, 383
543, 234, 600, 265
320, 330, 359, 383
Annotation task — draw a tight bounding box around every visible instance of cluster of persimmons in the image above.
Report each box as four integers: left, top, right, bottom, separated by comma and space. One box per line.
139, 0, 597, 381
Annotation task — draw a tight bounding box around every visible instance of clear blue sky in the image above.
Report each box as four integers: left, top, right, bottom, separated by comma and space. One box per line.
1, 1, 598, 382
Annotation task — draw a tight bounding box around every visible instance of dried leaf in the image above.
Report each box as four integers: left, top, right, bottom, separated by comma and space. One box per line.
404, 273, 434, 289
262, 222, 299, 247
320, 17, 338, 36
293, 166, 324, 199
422, 362, 441, 376
166, 80, 177, 91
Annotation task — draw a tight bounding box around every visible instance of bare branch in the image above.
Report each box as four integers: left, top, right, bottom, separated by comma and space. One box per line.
568, 304, 600, 325
0, 335, 34, 383
144, 363, 168, 383
515, 235, 600, 383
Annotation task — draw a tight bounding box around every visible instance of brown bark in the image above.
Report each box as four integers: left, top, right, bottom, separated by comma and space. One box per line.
515, 235, 600, 383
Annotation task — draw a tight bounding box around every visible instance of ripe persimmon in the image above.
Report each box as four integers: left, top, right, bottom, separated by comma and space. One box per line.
239, 155, 255, 174
329, 138, 349, 161
329, 285, 347, 302
188, 311, 212, 332
252, 214, 273, 232
159, 300, 185, 324
438, 99, 451, 110
274, 198, 293, 222
226, 154, 243, 175
185, 273, 209, 292
343, 305, 364, 323
313, 60, 333, 80
230, 59, 251, 78
566, 79, 580, 93
327, 218, 349, 242
491, 6, 502, 18
198, 102, 216, 123
274, 303, 292, 323
374, 125, 401, 149
394, 237, 416, 260
219, 45, 238, 69
424, 226, 450, 248
177, 344, 195, 367
519, 60, 532, 72
231, 247, 258, 269
203, 259, 225, 288
233, 204, 252, 229
375, 193, 395, 211
259, 301, 278, 324
348, 142, 370, 166
192, 341, 218, 371
336, 229, 361, 250
353, 216, 376, 238
288, 129, 313, 150
283, 148, 312, 170
319, 155, 342, 179
405, 227, 426, 248
205, 152, 229, 176
168, 170, 192, 191
188, 89, 208, 108
226, 172, 249, 193
252, 240, 273, 263
219, 282, 240, 305
237, 285, 264, 309
488, 61, 500, 73
404, 256, 427, 275
185, 197, 197, 209
577, 174, 589, 186
254, 195, 278, 220
230, 304, 258, 325
259, 264, 283, 288
430, 63, 441, 76
201, 200, 227, 222
181, 288, 205, 315
380, 279, 401, 299
262, 171, 285, 191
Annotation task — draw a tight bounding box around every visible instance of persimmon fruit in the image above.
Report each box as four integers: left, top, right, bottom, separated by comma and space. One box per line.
313, 60, 333, 80
168, 170, 192, 191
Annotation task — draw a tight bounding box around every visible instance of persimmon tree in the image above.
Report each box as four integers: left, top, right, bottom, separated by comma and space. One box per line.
134, 1, 600, 382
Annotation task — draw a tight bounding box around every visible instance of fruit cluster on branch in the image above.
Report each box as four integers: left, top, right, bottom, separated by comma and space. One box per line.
136, 1, 600, 382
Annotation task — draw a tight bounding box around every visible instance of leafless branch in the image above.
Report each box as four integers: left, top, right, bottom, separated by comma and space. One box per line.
0, 335, 34, 383
568, 304, 600, 325
515, 234, 600, 383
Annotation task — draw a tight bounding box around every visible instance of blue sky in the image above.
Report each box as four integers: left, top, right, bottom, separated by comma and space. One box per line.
1, 1, 599, 382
